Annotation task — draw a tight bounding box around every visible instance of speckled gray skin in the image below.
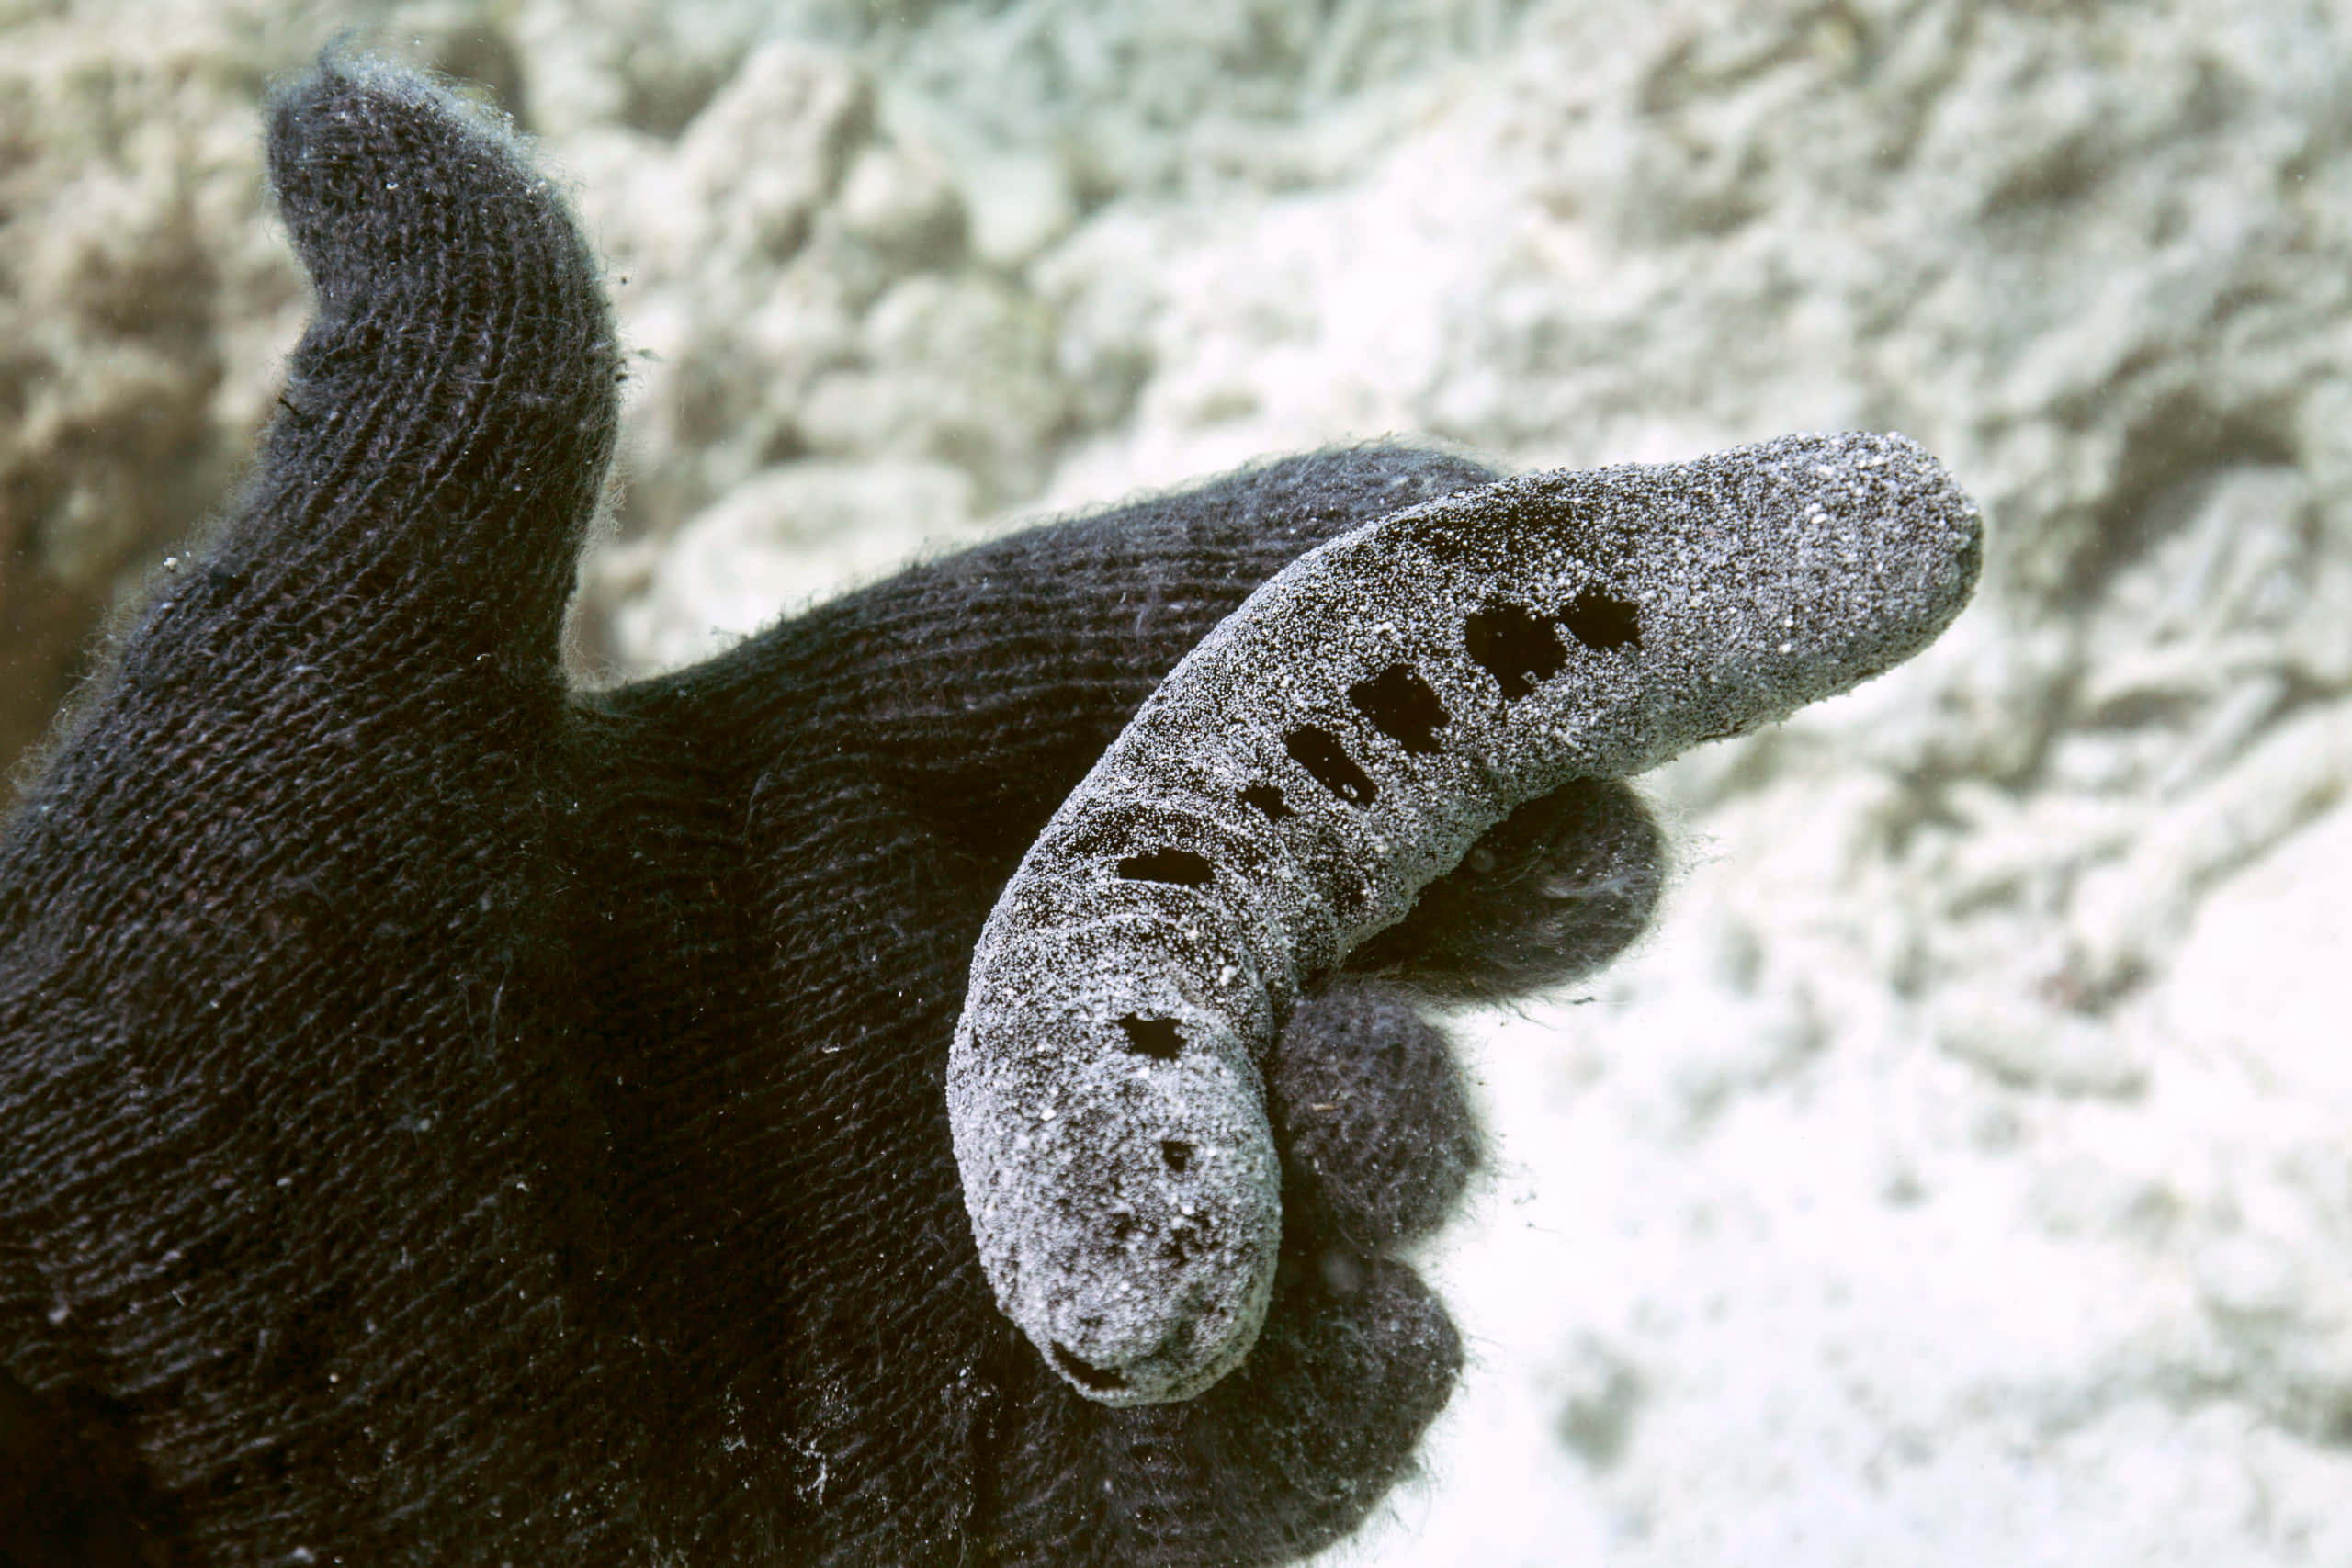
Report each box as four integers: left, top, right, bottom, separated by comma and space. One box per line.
949, 432, 1984, 1404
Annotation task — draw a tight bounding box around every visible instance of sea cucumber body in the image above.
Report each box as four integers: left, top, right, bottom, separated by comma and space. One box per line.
949, 432, 1984, 1404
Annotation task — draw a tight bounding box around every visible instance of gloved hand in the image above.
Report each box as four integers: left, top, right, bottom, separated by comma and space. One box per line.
0, 60, 1661, 1567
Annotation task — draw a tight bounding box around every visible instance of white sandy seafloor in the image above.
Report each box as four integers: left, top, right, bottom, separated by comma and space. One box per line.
8, 0, 2352, 1561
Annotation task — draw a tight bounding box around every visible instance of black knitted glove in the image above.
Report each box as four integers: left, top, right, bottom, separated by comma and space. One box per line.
0, 61, 1661, 1568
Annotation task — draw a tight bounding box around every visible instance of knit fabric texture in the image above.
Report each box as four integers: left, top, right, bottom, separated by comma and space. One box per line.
0, 58, 1666, 1567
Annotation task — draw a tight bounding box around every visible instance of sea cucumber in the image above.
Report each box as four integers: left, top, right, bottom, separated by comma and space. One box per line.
949, 431, 1984, 1404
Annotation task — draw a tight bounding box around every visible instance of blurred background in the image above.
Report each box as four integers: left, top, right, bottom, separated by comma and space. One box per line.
5, 0, 2350, 1561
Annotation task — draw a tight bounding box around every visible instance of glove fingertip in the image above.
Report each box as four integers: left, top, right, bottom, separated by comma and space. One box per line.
265, 48, 580, 311
1270, 984, 1482, 1252
1351, 779, 1666, 1004
982, 1255, 1462, 1566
